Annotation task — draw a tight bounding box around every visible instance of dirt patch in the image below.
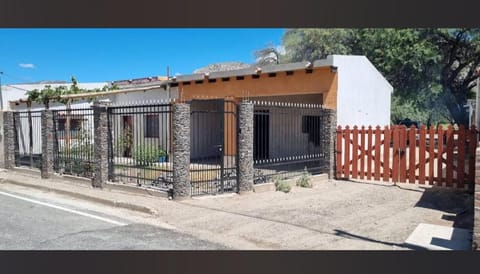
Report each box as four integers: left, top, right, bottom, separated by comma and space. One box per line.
170, 180, 473, 249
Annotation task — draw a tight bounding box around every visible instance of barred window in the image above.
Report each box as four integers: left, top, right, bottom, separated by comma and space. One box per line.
302, 115, 321, 146
144, 114, 159, 138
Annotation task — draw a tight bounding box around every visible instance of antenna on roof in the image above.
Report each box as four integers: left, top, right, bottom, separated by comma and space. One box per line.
167, 66, 170, 98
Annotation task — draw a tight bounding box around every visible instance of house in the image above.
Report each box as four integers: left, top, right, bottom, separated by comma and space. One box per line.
173, 55, 393, 127
169, 55, 393, 161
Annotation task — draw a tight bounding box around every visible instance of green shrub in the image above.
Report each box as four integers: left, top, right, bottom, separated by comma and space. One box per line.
274, 176, 291, 193
133, 144, 166, 166
296, 167, 312, 188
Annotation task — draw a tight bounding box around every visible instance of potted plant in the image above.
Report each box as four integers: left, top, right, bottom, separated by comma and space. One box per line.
158, 149, 167, 163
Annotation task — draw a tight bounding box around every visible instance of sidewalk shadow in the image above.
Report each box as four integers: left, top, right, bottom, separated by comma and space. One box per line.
414, 187, 473, 230
333, 229, 423, 250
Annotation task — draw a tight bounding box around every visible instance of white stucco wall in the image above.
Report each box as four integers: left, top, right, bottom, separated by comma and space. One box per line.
330, 55, 393, 127
111, 87, 178, 105
2, 82, 108, 110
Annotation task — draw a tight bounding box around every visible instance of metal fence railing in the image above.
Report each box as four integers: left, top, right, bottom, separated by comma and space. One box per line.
189, 99, 239, 196
53, 108, 95, 178
252, 101, 326, 184
13, 110, 43, 169
108, 102, 173, 191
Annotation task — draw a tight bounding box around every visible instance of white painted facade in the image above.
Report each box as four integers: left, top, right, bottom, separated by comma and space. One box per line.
330, 55, 393, 127
2, 82, 108, 111
3, 82, 180, 159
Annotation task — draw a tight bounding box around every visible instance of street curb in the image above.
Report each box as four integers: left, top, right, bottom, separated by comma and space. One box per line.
1, 178, 157, 215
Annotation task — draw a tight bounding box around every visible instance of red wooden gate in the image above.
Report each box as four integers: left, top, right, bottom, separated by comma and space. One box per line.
335, 125, 478, 189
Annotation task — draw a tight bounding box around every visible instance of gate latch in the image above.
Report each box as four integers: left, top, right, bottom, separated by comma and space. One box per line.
215, 144, 223, 152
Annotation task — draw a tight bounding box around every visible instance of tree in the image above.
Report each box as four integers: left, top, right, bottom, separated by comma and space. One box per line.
258, 28, 480, 126
281, 29, 353, 62
425, 29, 480, 126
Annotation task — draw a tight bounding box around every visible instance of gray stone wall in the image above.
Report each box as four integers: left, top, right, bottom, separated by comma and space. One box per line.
93, 102, 109, 188
473, 145, 480, 250
2, 111, 15, 169
41, 110, 54, 178
238, 101, 254, 192
320, 108, 337, 180
172, 103, 191, 199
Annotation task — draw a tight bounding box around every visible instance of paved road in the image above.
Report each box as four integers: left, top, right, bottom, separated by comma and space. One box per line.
0, 190, 225, 250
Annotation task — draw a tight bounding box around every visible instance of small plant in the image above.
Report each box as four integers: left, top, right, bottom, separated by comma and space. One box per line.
133, 144, 166, 166
296, 167, 312, 188
274, 175, 291, 193
115, 127, 133, 157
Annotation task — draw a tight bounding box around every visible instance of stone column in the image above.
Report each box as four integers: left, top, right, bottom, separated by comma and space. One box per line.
172, 103, 191, 199
2, 111, 15, 169
320, 108, 337, 180
93, 101, 109, 188
473, 145, 480, 250
41, 110, 54, 178
238, 101, 254, 193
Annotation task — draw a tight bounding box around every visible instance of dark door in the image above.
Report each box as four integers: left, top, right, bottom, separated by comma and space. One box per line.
254, 110, 269, 160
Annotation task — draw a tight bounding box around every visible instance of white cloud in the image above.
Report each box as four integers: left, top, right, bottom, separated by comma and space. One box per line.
19, 63, 35, 69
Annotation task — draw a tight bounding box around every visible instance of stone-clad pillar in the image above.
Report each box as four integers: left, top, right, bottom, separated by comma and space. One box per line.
238, 101, 254, 193
93, 101, 109, 188
3, 111, 15, 169
473, 145, 480, 250
172, 103, 191, 199
41, 110, 54, 178
320, 108, 337, 180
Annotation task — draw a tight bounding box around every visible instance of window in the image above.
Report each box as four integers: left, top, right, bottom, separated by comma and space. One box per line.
57, 117, 84, 138
302, 115, 321, 146
145, 114, 159, 138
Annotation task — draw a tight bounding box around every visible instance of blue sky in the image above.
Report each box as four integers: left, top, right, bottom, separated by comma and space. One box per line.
0, 28, 285, 84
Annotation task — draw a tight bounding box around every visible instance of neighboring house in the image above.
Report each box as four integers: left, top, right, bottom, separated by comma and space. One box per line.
3, 78, 177, 159
3, 81, 109, 158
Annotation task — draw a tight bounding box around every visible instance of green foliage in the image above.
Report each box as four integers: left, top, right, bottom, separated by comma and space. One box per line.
282, 29, 353, 62
258, 28, 480, 126
25, 76, 119, 108
115, 127, 133, 155
133, 144, 166, 166
26, 85, 62, 109
274, 176, 291, 193
296, 167, 312, 188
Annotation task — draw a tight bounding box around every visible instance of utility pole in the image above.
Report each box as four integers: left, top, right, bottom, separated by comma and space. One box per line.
0, 71, 3, 111
166, 66, 170, 99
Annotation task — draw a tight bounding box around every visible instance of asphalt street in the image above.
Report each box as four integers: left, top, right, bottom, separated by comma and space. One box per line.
0, 190, 225, 250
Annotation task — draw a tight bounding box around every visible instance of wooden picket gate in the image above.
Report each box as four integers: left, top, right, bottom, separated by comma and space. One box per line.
335, 125, 478, 189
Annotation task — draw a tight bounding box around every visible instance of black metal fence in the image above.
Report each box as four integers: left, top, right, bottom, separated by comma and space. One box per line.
190, 99, 239, 196
108, 103, 173, 191
53, 108, 95, 178
252, 101, 326, 184
13, 110, 43, 169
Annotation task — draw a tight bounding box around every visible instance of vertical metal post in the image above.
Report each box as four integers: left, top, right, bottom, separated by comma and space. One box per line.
219, 102, 225, 193
475, 67, 480, 134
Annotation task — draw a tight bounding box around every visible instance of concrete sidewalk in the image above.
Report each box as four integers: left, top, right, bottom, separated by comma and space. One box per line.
0, 168, 473, 250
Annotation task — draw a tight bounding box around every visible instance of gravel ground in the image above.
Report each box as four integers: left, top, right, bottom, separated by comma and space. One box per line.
171, 180, 473, 250
0, 171, 473, 250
